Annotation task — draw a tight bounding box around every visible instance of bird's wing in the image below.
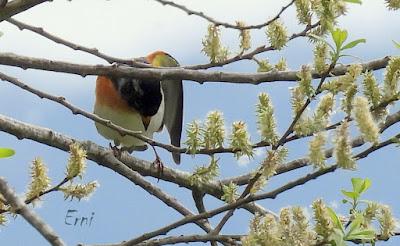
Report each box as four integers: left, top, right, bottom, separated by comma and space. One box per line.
161, 79, 183, 164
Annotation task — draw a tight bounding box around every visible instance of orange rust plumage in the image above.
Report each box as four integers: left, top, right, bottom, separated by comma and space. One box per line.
95, 76, 131, 112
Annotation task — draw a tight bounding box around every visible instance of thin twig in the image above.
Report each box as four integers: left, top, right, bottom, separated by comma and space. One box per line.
0, 177, 66, 246
6, 18, 150, 67
153, 0, 295, 30
184, 22, 321, 70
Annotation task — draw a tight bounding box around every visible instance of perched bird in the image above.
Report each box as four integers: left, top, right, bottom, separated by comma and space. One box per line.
94, 51, 183, 164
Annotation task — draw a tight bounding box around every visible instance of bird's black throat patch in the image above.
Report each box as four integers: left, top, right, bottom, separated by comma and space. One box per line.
112, 77, 162, 117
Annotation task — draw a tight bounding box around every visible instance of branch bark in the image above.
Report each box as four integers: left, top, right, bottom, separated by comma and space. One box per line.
0, 52, 391, 84
0, 113, 266, 216
0, 177, 66, 246
0, 0, 49, 21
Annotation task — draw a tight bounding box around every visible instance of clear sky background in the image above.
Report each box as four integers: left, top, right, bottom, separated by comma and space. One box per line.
0, 0, 400, 245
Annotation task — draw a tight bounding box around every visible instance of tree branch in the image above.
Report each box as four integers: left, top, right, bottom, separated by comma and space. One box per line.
153, 0, 295, 30
0, 52, 391, 84
0, 0, 49, 21
0, 177, 66, 246
6, 18, 151, 67
0, 113, 268, 216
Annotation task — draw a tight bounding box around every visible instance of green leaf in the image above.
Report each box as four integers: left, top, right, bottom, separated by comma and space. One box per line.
344, 0, 362, 4
351, 178, 364, 194
346, 229, 376, 241
342, 199, 348, 204
360, 178, 372, 194
331, 28, 348, 50
341, 39, 366, 50
0, 148, 15, 158
393, 40, 400, 49
309, 34, 336, 51
341, 190, 359, 200
346, 213, 363, 237
327, 207, 345, 233
330, 228, 347, 246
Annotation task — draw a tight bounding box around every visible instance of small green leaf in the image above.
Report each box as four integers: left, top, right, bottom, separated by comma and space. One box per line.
341, 39, 366, 50
360, 178, 372, 194
0, 148, 15, 158
393, 40, 400, 49
342, 199, 348, 204
327, 207, 345, 233
351, 178, 364, 193
331, 28, 348, 50
330, 228, 347, 246
346, 213, 363, 237
344, 0, 362, 4
346, 229, 376, 241
341, 190, 359, 200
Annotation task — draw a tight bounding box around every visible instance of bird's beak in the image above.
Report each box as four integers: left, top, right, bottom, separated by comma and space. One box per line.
133, 56, 149, 64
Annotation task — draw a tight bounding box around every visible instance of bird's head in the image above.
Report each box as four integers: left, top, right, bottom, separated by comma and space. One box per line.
145, 51, 180, 67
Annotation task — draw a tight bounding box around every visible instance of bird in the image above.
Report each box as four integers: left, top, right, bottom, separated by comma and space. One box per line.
93, 51, 183, 165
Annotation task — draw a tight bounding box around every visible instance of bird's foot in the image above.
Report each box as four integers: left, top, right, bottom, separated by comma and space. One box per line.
109, 143, 122, 158
152, 155, 164, 180
149, 145, 164, 179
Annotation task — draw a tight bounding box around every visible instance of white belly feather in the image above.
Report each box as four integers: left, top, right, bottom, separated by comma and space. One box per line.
94, 94, 164, 148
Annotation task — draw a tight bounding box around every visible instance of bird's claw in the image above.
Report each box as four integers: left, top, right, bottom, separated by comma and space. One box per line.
152, 156, 164, 180
109, 143, 122, 158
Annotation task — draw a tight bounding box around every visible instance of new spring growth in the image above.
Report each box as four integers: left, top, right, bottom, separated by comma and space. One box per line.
314, 42, 328, 74
256, 59, 273, 72
298, 65, 314, 97
383, 56, 400, 101
334, 121, 356, 170
378, 205, 396, 239
242, 207, 316, 246
309, 132, 327, 169
275, 57, 287, 71
266, 19, 288, 50
202, 24, 229, 63
322, 64, 362, 94
312, 199, 334, 241
353, 96, 380, 144
295, 0, 312, 25
0, 199, 8, 225
236, 21, 251, 52
66, 143, 87, 180
189, 155, 219, 185
202, 111, 225, 149
314, 92, 334, 130
256, 93, 278, 144
26, 158, 51, 201
60, 181, 99, 201
185, 120, 201, 156
294, 92, 334, 136
310, 0, 347, 33
256, 58, 287, 73
386, 0, 400, 10
221, 182, 238, 203
229, 121, 253, 159
279, 207, 316, 245
251, 148, 288, 194
242, 214, 280, 246
362, 71, 381, 108
291, 86, 306, 115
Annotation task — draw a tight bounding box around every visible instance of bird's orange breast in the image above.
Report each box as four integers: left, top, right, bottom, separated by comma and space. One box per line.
95, 76, 131, 112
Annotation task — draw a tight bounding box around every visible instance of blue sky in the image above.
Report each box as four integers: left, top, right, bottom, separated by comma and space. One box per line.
0, 0, 400, 245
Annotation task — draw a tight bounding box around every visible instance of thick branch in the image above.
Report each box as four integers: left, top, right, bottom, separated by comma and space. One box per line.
0, 0, 48, 21
0, 52, 390, 84
0, 114, 266, 216
0, 177, 65, 246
